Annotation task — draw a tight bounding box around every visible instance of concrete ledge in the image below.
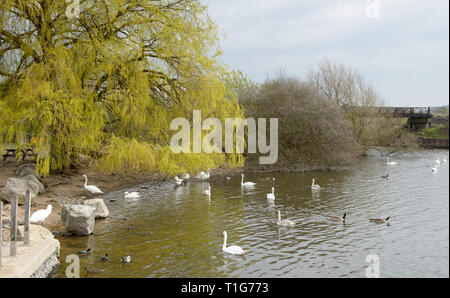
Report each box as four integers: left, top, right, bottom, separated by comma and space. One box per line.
0, 225, 60, 278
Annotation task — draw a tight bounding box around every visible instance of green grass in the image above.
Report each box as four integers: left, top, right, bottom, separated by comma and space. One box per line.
420, 125, 449, 139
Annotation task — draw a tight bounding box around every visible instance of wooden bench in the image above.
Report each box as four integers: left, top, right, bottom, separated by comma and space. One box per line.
2, 148, 38, 161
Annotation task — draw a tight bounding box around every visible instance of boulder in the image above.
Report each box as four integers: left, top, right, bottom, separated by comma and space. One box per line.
18, 167, 41, 179
21, 175, 45, 194
1, 177, 39, 204
83, 198, 109, 218
15, 163, 36, 175
60, 205, 95, 236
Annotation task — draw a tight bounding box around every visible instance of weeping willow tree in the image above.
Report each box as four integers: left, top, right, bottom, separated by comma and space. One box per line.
0, 0, 244, 176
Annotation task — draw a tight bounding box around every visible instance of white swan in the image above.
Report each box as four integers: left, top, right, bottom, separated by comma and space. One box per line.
30, 205, 52, 225
222, 231, 245, 255
435, 157, 440, 166
195, 171, 210, 180
174, 176, 187, 185
181, 173, 190, 180
82, 175, 103, 194
241, 174, 256, 187
124, 191, 140, 198
432, 166, 438, 173
277, 210, 294, 226
443, 157, 447, 164
202, 185, 211, 196
311, 179, 320, 191
266, 187, 275, 200
386, 157, 397, 166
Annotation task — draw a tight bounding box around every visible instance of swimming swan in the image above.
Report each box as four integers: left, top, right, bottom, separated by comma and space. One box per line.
124, 191, 140, 198
277, 210, 295, 226
174, 176, 187, 185
203, 185, 211, 196
311, 179, 320, 191
386, 157, 397, 166
222, 231, 245, 255
266, 187, 275, 200
195, 171, 210, 180
241, 174, 256, 187
82, 175, 103, 194
435, 157, 440, 166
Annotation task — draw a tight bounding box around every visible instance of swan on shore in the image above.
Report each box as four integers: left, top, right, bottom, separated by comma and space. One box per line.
386, 157, 397, 166
222, 231, 245, 255
277, 210, 294, 226
241, 174, 256, 187
82, 175, 103, 194
124, 191, 140, 198
30, 204, 52, 225
311, 179, 320, 191
267, 187, 275, 200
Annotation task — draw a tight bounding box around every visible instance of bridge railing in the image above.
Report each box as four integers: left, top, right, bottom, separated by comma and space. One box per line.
342, 105, 432, 118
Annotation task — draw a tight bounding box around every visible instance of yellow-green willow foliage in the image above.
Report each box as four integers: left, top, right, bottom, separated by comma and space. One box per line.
0, 0, 244, 176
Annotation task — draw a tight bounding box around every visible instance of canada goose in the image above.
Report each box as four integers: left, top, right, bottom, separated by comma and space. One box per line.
311, 179, 320, 191
386, 157, 397, 166
84, 267, 105, 274
222, 231, 245, 255
241, 174, 256, 187
30, 205, 52, 225
369, 217, 390, 224
202, 185, 211, 196
78, 248, 91, 255
381, 173, 389, 179
121, 256, 131, 263
82, 175, 103, 195
101, 254, 109, 262
266, 187, 275, 200
326, 212, 346, 222
277, 210, 295, 226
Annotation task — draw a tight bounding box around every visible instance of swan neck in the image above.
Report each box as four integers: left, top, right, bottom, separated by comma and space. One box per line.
278, 211, 281, 221
223, 233, 227, 249
84, 176, 88, 187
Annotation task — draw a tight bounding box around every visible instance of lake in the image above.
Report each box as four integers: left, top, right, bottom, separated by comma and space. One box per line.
53, 149, 449, 278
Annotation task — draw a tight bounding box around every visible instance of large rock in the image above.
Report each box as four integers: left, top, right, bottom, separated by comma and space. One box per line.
61, 205, 95, 236
15, 163, 36, 176
83, 198, 109, 218
19, 167, 41, 179
1, 177, 39, 204
21, 175, 45, 194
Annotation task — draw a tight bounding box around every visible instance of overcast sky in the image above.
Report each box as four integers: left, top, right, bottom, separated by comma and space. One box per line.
207, 0, 449, 107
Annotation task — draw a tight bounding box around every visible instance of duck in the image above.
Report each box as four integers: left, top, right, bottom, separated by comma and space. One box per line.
381, 173, 389, 180
277, 210, 295, 226
84, 267, 105, 274
266, 187, 275, 200
195, 171, 210, 180
311, 179, 320, 191
241, 174, 256, 187
386, 157, 397, 166
202, 185, 211, 196
78, 248, 92, 255
124, 191, 140, 198
82, 175, 103, 195
222, 231, 245, 255
29, 204, 52, 225
369, 217, 390, 224
326, 212, 346, 222
101, 254, 109, 262
121, 256, 131, 263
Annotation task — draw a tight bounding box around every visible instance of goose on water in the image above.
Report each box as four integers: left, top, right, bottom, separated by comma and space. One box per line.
326, 212, 346, 222
241, 174, 256, 187
381, 173, 389, 180
369, 217, 390, 224
277, 210, 295, 226
78, 248, 92, 255
30, 204, 52, 225
101, 254, 109, 262
222, 231, 245, 255
82, 175, 103, 195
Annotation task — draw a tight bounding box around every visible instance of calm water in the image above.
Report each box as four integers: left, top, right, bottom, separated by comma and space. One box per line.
54, 149, 449, 278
